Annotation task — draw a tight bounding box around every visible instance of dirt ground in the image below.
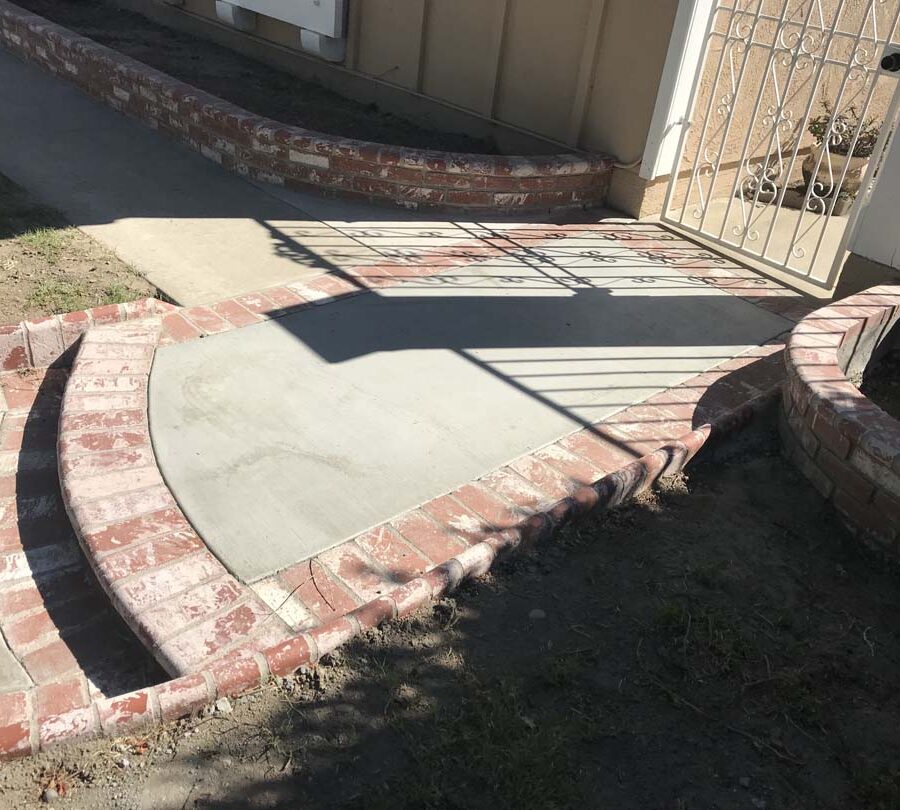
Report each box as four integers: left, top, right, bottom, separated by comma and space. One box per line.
861, 345, 900, 420
0, 173, 156, 324
15, 0, 500, 155
1, 417, 898, 810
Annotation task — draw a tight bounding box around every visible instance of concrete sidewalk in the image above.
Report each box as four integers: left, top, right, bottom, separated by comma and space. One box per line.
0, 48, 489, 305
149, 227, 794, 582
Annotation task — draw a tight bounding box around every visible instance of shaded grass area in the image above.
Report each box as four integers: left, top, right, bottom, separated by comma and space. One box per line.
3, 421, 899, 809
0, 173, 156, 323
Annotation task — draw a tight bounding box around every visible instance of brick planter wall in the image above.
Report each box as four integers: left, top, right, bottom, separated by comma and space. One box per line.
0, 0, 613, 214
780, 286, 900, 560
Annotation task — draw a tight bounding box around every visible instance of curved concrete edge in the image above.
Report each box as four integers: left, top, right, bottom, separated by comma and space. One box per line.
780, 285, 900, 557
58, 318, 295, 678
0, 0, 614, 213
1, 362, 783, 761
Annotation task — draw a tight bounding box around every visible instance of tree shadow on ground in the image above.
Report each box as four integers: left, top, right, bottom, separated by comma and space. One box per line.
125, 421, 900, 810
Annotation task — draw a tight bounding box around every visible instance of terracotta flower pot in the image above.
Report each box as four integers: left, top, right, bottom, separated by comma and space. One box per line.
802, 145, 868, 196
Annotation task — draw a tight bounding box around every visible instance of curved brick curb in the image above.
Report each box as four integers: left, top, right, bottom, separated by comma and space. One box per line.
0, 0, 613, 214
58, 318, 295, 676
0, 218, 811, 759
1, 346, 785, 760
780, 285, 900, 559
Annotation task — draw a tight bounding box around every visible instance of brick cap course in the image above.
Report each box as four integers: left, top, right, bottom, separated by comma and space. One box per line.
781, 285, 900, 558
0, 0, 613, 213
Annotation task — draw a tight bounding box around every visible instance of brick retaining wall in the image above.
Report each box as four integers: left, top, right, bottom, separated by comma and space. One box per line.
0, 0, 613, 214
780, 286, 900, 560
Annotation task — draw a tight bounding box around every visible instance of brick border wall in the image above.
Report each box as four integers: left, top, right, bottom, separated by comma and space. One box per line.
0, 0, 613, 214
780, 286, 900, 559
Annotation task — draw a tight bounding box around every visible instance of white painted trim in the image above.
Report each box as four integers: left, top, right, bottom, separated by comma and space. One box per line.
640, 0, 715, 181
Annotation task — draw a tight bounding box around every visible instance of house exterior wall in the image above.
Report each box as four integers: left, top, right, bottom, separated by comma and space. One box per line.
136, 0, 680, 165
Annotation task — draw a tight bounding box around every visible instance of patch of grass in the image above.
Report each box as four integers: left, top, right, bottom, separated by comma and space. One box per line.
17, 226, 73, 265
366, 675, 581, 810
653, 598, 756, 679
25, 277, 141, 314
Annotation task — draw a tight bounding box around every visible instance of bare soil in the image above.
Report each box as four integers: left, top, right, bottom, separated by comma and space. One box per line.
15, 0, 500, 155
861, 348, 900, 421
1, 419, 898, 810
0, 173, 156, 324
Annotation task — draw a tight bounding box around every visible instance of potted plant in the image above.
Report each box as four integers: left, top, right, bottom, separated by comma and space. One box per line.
803, 102, 880, 198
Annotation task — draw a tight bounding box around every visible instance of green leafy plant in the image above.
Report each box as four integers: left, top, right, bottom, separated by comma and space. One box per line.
808, 102, 880, 158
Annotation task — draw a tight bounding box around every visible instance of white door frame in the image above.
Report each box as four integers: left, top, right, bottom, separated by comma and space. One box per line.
640, 0, 716, 181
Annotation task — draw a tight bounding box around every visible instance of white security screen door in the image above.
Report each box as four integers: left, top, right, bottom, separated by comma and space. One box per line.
662, 0, 900, 288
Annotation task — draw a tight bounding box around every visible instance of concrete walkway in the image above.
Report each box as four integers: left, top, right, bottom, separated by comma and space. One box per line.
149, 228, 793, 582
0, 48, 487, 306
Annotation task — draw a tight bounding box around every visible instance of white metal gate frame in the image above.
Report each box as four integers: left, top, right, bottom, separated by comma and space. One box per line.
661, 0, 900, 289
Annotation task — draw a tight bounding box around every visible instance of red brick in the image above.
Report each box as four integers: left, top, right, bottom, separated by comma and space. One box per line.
278, 560, 359, 621
263, 635, 315, 677
451, 482, 523, 530
36, 677, 88, 719
0, 691, 32, 758
233, 292, 278, 316
96, 690, 155, 734
0, 324, 30, 371
183, 306, 231, 335
261, 286, 306, 311
558, 428, 639, 473
23, 638, 80, 683
307, 615, 356, 658
59, 428, 149, 457
533, 442, 604, 486
155, 673, 211, 722
421, 494, 489, 545
97, 529, 205, 582
39, 705, 98, 749
508, 454, 579, 502
349, 594, 396, 630
71, 484, 176, 531
89, 304, 123, 325
208, 652, 265, 697
82, 507, 190, 555
161, 313, 201, 343
386, 577, 432, 618
60, 408, 145, 434
25, 317, 65, 368
354, 525, 430, 581
135, 575, 244, 643
318, 542, 392, 602
390, 509, 467, 564
212, 299, 260, 328
61, 445, 155, 478
816, 450, 875, 505
111, 554, 220, 616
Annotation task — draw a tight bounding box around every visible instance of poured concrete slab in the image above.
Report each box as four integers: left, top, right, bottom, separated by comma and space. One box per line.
149, 238, 792, 582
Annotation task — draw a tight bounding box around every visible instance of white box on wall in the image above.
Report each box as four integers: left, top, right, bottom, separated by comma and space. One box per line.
229, 0, 347, 38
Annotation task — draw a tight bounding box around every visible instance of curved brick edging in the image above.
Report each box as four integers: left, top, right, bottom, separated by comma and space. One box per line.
7, 350, 782, 761
0, 1, 613, 214
780, 285, 900, 558
2, 219, 810, 758
58, 318, 296, 677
